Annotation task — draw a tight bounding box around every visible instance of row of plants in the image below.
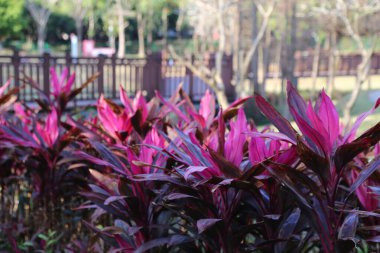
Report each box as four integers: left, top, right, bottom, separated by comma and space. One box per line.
0, 68, 379, 252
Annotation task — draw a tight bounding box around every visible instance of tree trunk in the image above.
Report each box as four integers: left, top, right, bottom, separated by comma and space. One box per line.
214, 0, 229, 107
193, 34, 199, 55
137, 12, 145, 57
37, 24, 46, 54
117, 0, 125, 58
176, 9, 184, 41
162, 7, 168, 50
75, 20, 83, 56
261, 28, 272, 97
327, 31, 337, 96
88, 11, 95, 40
110, 33, 116, 49
311, 36, 321, 98
280, 0, 297, 92
343, 51, 371, 125
251, 3, 259, 93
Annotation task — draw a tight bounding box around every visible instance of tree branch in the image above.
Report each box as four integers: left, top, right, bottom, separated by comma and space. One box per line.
240, 1, 275, 81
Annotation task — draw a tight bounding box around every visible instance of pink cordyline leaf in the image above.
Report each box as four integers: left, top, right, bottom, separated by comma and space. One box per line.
133, 91, 148, 123
187, 110, 207, 129
307, 101, 330, 148
374, 143, 380, 156
13, 103, 32, 124
315, 90, 340, 146
287, 81, 309, 121
50, 67, 75, 97
120, 86, 134, 113
287, 82, 340, 157
35, 108, 59, 147
0, 80, 10, 96
224, 108, 247, 167
199, 89, 216, 128
155, 90, 190, 123
137, 128, 166, 173
248, 131, 295, 166
246, 131, 296, 145
351, 169, 379, 211
97, 95, 131, 141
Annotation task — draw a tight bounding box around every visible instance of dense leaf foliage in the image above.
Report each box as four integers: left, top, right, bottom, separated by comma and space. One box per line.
0, 70, 379, 252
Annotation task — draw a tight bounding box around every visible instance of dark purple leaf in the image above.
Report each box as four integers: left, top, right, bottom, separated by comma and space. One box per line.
335, 122, 380, 172
134, 237, 171, 253
338, 212, 358, 240
368, 236, 380, 243
165, 193, 197, 201
254, 94, 297, 141
296, 136, 330, 183
349, 155, 380, 196
264, 164, 311, 209
275, 208, 301, 253
197, 218, 222, 233
104, 196, 127, 205
167, 235, 193, 247
208, 148, 241, 178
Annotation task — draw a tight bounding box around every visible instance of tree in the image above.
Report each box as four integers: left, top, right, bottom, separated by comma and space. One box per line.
317, 0, 380, 124
0, 0, 25, 41
58, 0, 94, 56
171, 0, 275, 107
235, 0, 275, 96
26, 0, 58, 54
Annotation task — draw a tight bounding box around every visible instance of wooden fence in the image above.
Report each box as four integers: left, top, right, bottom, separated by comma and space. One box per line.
266, 51, 380, 78
1, 50, 380, 102
0, 51, 235, 102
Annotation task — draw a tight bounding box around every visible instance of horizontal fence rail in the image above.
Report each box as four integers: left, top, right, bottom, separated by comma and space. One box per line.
0, 51, 234, 103
266, 51, 380, 78
1, 50, 380, 103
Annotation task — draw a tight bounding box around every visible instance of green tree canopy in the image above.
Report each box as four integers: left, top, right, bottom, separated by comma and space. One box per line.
0, 0, 25, 40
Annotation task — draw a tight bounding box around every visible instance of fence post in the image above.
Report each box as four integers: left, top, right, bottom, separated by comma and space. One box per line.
65, 50, 71, 72
187, 55, 194, 100
222, 54, 235, 101
43, 52, 50, 94
111, 53, 117, 98
12, 50, 20, 87
142, 52, 161, 99
97, 55, 105, 95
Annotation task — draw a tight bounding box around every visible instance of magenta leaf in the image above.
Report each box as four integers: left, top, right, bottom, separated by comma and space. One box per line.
287, 81, 309, 120
314, 90, 340, 146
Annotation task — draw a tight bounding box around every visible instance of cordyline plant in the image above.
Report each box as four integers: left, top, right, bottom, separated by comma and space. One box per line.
0, 69, 99, 252
77, 81, 379, 253
0, 68, 379, 252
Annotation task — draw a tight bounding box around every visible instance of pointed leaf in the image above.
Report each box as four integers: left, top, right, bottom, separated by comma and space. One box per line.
197, 218, 222, 233
349, 155, 380, 196
335, 122, 380, 172
296, 136, 330, 183
254, 93, 297, 141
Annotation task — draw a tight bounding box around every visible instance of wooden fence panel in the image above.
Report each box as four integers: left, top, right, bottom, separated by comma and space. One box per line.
4, 49, 380, 103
